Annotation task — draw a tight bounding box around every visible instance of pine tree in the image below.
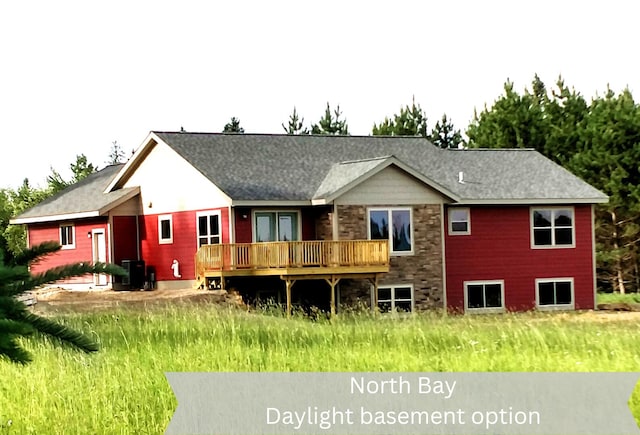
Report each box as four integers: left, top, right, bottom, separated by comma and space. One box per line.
0, 241, 125, 364
106, 141, 126, 165
282, 107, 309, 135
311, 103, 349, 135
372, 98, 428, 137
223, 117, 245, 133
429, 114, 464, 149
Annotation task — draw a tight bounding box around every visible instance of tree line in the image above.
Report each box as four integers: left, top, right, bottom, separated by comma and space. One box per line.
3, 79, 640, 293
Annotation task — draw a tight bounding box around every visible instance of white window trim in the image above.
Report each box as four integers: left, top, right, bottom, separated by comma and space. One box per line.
251, 210, 302, 242
196, 210, 222, 246
448, 207, 471, 235
530, 206, 576, 249
59, 223, 75, 250
158, 214, 173, 245
535, 277, 575, 310
367, 207, 414, 256
464, 280, 505, 314
373, 284, 414, 313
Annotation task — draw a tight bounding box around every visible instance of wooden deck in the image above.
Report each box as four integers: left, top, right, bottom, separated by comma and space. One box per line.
194, 240, 389, 315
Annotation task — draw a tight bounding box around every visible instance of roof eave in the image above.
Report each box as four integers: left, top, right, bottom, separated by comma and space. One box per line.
10, 187, 141, 225
231, 200, 313, 207
453, 197, 609, 206
10, 210, 101, 225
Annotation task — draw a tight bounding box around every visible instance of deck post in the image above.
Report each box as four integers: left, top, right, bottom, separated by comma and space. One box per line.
284, 278, 296, 318
370, 274, 379, 313
324, 275, 340, 318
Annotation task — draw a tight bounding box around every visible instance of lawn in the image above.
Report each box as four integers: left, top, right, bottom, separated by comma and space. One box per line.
1, 303, 639, 434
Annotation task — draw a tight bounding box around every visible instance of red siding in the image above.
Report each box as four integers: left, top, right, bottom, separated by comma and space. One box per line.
28, 218, 109, 284
112, 216, 138, 264
139, 207, 230, 282
445, 205, 595, 312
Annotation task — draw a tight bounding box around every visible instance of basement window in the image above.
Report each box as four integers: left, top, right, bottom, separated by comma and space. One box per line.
60, 224, 75, 249
158, 214, 173, 244
376, 285, 413, 313
464, 280, 504, 313
536, 278, 574, 310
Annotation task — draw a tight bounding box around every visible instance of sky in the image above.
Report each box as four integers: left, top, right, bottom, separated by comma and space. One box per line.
0, 0, 638, 188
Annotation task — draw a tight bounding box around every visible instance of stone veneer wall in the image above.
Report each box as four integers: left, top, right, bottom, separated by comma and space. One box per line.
314, 206, 334, 240
337, 204, 444, 310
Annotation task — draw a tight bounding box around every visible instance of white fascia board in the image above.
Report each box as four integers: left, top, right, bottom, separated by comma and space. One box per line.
10, 211, 101, 225
231, 200, 312, 207
104, 131, 159, 193
453, 197, 609, 206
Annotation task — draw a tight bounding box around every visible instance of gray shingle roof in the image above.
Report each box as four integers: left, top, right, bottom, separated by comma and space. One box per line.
154, 132, 607, 204
11, 164, 139, 223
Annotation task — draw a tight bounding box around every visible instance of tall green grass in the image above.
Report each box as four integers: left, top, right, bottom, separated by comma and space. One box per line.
1, 304, 639, 433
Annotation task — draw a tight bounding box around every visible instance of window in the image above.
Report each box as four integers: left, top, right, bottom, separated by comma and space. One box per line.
376, 285, 413, 313
532, 208, 574, 247
536, 279, 574, 309
158, 214, 173, 244
449, 207, 470, 235
60, 224, 75, 249
464, 280, 504, 312
368, 208, 412, 254
254, 211, 299, 242
197, 211, 221, 247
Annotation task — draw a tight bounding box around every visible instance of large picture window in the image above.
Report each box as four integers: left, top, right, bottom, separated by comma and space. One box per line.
197, 211, 221, 247
60, 224, 75, 249
532, 208, 574, 247
464, 280, 504, 313
536, 279, 574, 309
368, 208, 412, 254
254, 211, 299, 242
376, 285, 413, 313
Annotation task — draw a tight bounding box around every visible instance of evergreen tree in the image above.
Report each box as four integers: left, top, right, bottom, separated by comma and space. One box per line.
311, 103, 349, 135
223, 117, 245, 133
47, 154, 96, 194
0, 241, 125, 364
466, 78, 548, 153
106, 141, 126, 165
372, 98, 428, 137
568, 88, 640, 293
429, 114, 464, 149
282, 107, 309, 135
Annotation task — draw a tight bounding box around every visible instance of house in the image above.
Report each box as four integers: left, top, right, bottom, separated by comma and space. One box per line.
10, 132, 608, 314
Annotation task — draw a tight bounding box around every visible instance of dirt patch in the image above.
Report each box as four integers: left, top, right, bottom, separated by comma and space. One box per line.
32, 287, 244, 313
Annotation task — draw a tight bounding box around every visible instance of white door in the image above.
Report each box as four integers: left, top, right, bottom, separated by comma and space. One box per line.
92, 229, 107, 286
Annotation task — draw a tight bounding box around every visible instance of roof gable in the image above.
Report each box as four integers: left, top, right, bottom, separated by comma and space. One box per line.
312, 156, 458, 205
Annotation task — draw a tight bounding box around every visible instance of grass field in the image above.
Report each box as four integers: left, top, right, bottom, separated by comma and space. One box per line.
1, 302, 640, 434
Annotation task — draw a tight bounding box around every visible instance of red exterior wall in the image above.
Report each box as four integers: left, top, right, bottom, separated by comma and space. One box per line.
139, 207, 230, 282
112, 216, 139, 265
27, 218, 110, 284
445, 205, 595, 312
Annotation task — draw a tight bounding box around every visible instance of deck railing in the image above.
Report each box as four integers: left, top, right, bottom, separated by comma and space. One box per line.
195, 240, 389, 276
